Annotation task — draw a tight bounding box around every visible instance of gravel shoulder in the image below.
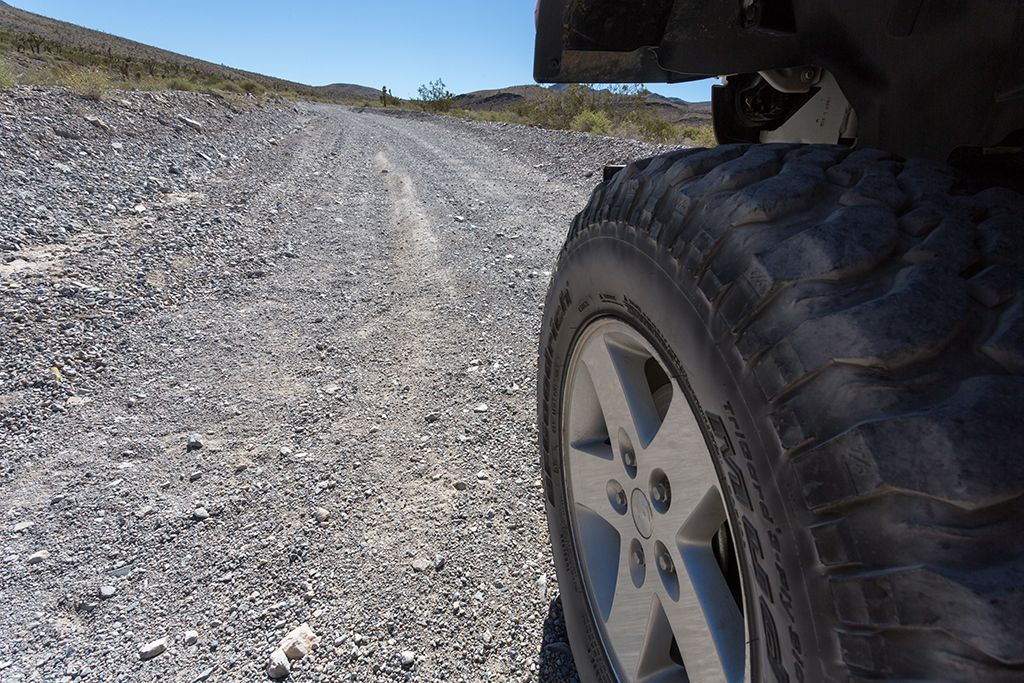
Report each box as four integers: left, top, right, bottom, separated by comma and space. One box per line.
0, 88, 676, 682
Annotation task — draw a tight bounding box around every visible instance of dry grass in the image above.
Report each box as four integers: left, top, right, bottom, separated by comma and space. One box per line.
0, 57, 13, 90
31, 63, 115, 100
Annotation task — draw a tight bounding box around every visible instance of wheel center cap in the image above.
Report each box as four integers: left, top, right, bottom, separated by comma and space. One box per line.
630, 488, 653, 538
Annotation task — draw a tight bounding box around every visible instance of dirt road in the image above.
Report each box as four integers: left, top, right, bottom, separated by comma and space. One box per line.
0, 93, 671, 682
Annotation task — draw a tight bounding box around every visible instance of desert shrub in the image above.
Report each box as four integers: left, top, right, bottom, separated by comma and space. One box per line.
165, 77, 195, 92
518, 83, 654, 132
637, 118, 676, 144
218, 80, 242, 94
571, 109, 612, 135
417, 78, 454, 113
679, 125, 717, 147
239, 79, 266, 95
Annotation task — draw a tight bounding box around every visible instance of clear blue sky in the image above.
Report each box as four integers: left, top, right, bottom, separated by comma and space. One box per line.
8, 1, 717, 102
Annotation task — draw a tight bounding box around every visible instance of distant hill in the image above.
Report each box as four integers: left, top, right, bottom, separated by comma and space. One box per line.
454, 84, 712, 128
648, 93, 713, 112
323, 83, 384, 100
0, 3, 353, 100
453, 85, 549, 111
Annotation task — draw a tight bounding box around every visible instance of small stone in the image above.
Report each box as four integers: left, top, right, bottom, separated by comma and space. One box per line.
411, 557, 431, 572
13, 521, 33, 532
279, 446, 293, 457
482, 630, 493, 644
314, 507, 330, 523
139, 637, 168, 660
189, 471, 202, 482
27, 550, 49, 565
425, 412, 441, 423
179, 116, 203, 133
267, 648, 290, 678
279, 623, 318, 659
136, 505, 153, 517
400, 651, 415, 667
434, 554, 445, 570
98, 585, 116, 600
193, 507, 210, 521
187, 434, 203, 451
193, 666, 214, 682
473, 403, 488, 413
184, 629, 199, 646
453, 481, 468, 491
476, 470, 489, 480
84, 115, 109, 130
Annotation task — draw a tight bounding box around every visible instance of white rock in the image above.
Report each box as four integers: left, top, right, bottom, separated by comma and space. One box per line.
178, 116, 203, 133
400, 650, 416, 667
193, 507, 210, 521
184, 629, 199, 646
473, 403, 488, 413
13, 522, 33, 532
411, 557, 431, 572
314, 507, 330, 523
267, 648, 290, 678
27, 550, 49, 565
476, 470, 489, 480
139, 637, 168, 660
279, 623, 317, 660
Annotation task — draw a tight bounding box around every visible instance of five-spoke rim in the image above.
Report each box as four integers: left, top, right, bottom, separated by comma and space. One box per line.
562, 318, 748, 683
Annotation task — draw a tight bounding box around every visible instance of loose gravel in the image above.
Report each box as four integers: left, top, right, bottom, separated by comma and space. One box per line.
0, 86, 678, 682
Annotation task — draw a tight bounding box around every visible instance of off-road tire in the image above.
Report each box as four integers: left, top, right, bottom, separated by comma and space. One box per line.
538, 143, 1024, 682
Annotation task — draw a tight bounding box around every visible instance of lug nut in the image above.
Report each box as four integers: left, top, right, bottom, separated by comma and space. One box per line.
652, 482, 670, 504
633, 549, 645, 567
801, 67, 817, 83
616, 490, 627, 507
658, 552, 674, 573
623, 451, 636, 468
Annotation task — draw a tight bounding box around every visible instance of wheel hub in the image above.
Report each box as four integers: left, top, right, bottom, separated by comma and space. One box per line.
630, 488, 653, 538
562, 318, 748, 683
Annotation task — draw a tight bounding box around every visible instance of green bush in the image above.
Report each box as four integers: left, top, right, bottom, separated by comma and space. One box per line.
218, 80, 242, 94
638, 118, 675, 143
239, 79, 266, 95
165, 77, 195, 92
570, 109, 612, 135
417, 78, 455, 113
517, 83, 654, 132
679, 125, 717, 148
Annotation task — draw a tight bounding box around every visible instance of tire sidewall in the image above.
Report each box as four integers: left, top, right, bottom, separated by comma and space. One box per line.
539, 227, 822, 683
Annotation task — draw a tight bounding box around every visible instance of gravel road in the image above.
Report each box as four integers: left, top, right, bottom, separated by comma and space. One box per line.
0, 87, 676, 682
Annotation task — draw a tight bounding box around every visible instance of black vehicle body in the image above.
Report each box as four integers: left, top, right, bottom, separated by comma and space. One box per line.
535, 0, 1024, 167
